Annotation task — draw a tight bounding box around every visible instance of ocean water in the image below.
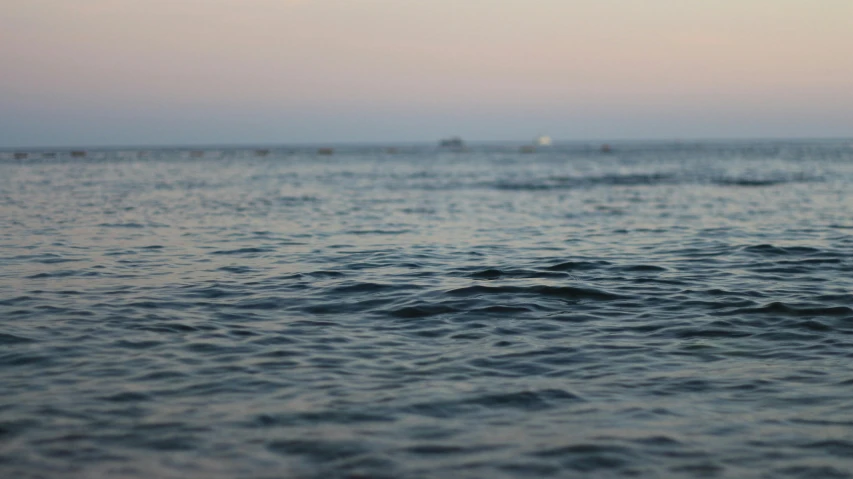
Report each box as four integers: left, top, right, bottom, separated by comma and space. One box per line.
2, 140, 853, 478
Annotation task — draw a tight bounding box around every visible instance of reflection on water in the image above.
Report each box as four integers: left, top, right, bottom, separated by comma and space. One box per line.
1, 140, 853, 478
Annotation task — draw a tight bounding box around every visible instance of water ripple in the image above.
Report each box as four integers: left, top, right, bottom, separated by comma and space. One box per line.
3, 141, 853, 478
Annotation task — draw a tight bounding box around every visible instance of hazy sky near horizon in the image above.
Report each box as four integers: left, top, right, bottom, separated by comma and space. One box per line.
2, 0, 852, 147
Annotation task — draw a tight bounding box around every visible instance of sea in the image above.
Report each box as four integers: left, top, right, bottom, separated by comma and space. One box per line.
2, 140, 853, 478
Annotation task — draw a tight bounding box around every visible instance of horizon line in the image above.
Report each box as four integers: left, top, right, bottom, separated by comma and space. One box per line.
3, 136, 852, 152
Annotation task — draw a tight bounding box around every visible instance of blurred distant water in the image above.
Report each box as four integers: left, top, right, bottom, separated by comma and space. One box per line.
3, 140, 853, 478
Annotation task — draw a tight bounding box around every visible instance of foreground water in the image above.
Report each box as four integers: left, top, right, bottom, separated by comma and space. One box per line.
2, 140, 853, 478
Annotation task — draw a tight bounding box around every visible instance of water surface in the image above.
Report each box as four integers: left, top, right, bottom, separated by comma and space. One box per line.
2, 141, 853, 478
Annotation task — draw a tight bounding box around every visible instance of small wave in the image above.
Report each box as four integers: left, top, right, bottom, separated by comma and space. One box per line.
346, 229, 411, 235
467, 268, 568, 280
741, 244, 823, 256
409, 389, 582, 418
618, 264, 668, 272
714, 173, 817, 187
0, 295, 33, 306
37, 257, 84, 264
466, 389, 582, 409
303, 270, 347, 278
98, 222, 146, 228
713, 178, 787, 187
113, 339, 164, 349
0, 333, 36, 344
469, 268, 503, 279
385, 303, 460, 318
447, 285, 626, 301
471, 305, 540, 314
668, 327, 753, 339
275, 195, 319, 204
181, 286, 244, 299
125, 300, 193, 310
0, 352, 51, 367
252, 410, 392, 427
531, 443, 633, 458
27, 270, 100, 279
101, 391, 153, 403
233, 298, 288, 310
403, 444, 498, 455
267, 439, 367, 463
209, 247, 274, 255
801, 440, 853, 458
529, 443, 636, 472
588, 173, 675, 186
134, 323, 199, 333
725, 301, 853, 317
217, 265, 255, 273
493, 173, 675, 191
328, 282, 420, 294
545, 261, 609, 271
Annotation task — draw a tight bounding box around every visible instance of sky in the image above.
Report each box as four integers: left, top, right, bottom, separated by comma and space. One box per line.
1, 0, 852, 147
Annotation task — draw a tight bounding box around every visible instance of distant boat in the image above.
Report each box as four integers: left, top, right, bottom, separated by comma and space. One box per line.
533, 135, 552, 147
600, 144, 612, 154
317, 148, 334, 155
254, 149, 270, 157
70, 151, 86, 158
519, 145, 536, 154
439, 136, 465, 149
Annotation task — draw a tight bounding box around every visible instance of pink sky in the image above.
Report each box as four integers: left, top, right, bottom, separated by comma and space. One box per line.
2, 0, 852, 146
